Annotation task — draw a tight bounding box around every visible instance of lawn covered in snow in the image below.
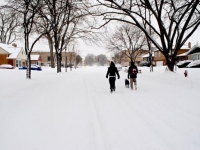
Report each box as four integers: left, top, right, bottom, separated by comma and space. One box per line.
0, 66, 200, 150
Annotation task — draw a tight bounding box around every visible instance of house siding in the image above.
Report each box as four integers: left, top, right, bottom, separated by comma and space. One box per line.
32, 51, 76, 66
17, 49, 27, 60
0, 47, 8, 54
154, 49, 189, 66
8, 59, 14, 66
0, 54, 8, 65
117, 50, 149, 66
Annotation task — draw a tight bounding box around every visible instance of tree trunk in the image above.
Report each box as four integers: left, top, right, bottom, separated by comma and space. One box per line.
166, 58, 175, 72
65, 56, 67, 72
26, 54, 31, 79
47, 35, 55, 68
57, 53, 62, 73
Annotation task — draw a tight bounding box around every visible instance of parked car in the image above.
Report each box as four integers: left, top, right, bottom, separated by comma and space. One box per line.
186, 60, 200, 68
176, 60, 193, 68
139, 61, 150, 67
0, 64, 15, 69
19, 64, 42, 71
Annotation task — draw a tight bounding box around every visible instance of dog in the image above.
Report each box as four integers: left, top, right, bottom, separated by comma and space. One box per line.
125, 79, 129, 88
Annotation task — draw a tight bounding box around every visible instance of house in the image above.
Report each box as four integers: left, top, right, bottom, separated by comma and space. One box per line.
142, 51, 155, 65
186, 44, 200, 61
176, 42, 200, 62
0, 43, 27, 67
32, 51, 76, 67
145, 43, 191, 66
115, 50, 149, 67
30, 55, 42, 65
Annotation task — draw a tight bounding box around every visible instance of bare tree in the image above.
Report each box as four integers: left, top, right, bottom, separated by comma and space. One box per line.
107, 24, 147, 63
75, 54, 82, 67
112, 51, 124, 64
84, 53, 96, 66
96, 54, 108, 66
35, 0, 99, 72
34, 14, 55, 68
66, 41, 77, 71
39, 0, 93, 73
6, 0, 47, 79
0, 8, 22, 44
96, 0, 200, 71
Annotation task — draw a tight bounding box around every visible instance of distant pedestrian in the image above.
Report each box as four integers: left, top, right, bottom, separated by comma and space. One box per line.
184, 70, 188, 77
128, 62, 138, 90
106, 61, 120, 93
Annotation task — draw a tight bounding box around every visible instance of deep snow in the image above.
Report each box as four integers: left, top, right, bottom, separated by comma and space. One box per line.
0, 66, 200, 150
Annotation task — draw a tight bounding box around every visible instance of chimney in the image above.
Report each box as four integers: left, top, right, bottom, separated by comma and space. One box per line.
12, 43, 17, 47
188, 42, 191, 48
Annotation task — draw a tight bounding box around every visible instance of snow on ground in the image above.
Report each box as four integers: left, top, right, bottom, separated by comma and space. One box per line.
0, 66, 200, 150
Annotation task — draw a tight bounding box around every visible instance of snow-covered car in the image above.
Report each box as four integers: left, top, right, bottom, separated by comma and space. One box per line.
115, 64, 122, 71
139, 61, 150, 67
19, 64, 42, 71
176, 60, 193, 68
186, 60, 200, 68
0, 64, 15, 69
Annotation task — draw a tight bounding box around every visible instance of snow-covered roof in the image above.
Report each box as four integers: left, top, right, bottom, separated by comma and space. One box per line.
0, 43, 23, 59
176, 52, 188, 57
31, 55, 40, 60
142, 52, 155, 58
186, 44, 200, 55
7, 47, 22, 59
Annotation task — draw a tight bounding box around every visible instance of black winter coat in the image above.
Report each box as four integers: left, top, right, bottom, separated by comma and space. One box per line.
106, 62, 120, 78
128, 65, 138, 79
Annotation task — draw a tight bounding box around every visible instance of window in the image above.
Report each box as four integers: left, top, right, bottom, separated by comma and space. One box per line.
47, 56, 51, 61
18, 60, 22, 67
16, 60, 18, 67
154, 52, 157, 57
16, 60, 22, 67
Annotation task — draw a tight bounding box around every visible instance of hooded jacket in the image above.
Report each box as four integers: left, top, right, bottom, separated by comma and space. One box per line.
106, 61, 120, 78
128, 62, 138, 78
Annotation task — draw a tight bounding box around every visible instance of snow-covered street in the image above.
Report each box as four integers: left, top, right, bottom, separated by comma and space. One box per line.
0, 66, 200, 150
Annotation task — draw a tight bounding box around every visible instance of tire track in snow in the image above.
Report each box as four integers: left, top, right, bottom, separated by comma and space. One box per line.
82, 71, 108, 150
83, 68, 150, 150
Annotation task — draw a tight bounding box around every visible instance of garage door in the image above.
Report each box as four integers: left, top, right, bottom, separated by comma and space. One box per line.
156, 61, 163, 66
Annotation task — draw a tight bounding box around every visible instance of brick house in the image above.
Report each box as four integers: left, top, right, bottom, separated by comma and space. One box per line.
142, 42, 191, 66
30, 55, 42, 65
31, 51, 77, 67
115, 50, 149, 67
0, 43, 26, 67
177, 43, 200, 61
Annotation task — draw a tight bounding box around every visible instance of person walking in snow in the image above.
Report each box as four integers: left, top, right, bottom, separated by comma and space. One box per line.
106, 61, 120, 93
128, 61, 138, 90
